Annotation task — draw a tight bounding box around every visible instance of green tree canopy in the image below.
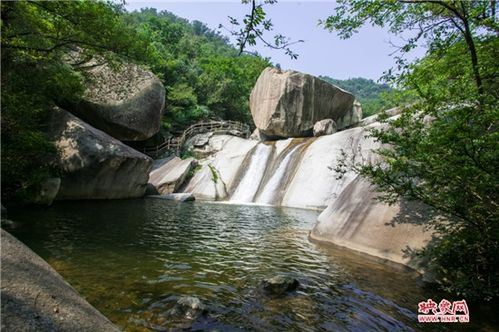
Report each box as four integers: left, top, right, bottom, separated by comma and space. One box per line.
328, 0, 498, 299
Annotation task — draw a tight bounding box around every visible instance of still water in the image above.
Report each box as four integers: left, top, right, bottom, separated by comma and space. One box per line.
6, 199, 497, 331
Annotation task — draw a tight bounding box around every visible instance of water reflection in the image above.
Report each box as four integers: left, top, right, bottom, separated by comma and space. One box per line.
6, 199, 496, 331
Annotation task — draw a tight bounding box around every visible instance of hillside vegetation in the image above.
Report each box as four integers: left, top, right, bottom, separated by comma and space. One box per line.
319, 76, 396, 117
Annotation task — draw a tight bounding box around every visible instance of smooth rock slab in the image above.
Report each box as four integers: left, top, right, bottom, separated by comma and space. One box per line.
250, 67, 361, 138
148, 157, 196, 194
310, 175, 434, 270
1, 229, 119, 332
51, 108, 152, 200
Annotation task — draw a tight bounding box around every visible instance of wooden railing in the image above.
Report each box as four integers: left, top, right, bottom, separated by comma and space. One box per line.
142, 120, 251, 158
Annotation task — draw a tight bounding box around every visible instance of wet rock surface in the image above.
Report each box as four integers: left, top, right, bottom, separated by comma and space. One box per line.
261, 275, 300, 296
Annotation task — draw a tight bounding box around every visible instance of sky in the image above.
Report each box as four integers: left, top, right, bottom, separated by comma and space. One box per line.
124, 1, 426, 81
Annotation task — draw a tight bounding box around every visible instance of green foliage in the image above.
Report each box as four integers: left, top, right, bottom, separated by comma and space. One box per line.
222, 0, 303, 59
1, 2, 270, 204
319, 76, 410, 117
327, 0, 499, 300
208, 164, 219, 183
127, 8, 270, 132
1, 1, 151, 204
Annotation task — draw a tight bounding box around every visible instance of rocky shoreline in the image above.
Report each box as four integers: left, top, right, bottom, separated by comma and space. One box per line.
1, 229, 119, 331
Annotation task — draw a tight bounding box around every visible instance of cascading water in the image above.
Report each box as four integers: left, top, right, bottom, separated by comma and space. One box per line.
255, 144, 303, 205
230, 143, 273, 203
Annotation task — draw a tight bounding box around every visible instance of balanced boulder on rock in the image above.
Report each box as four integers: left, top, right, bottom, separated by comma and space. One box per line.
249, 67, 361, 138
51, 108, 153, 200
63, 58, 165, 141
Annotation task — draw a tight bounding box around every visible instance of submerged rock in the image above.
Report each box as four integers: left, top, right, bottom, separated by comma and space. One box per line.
313, 119, 337, 137
148, 157, 196, 194
51, 108, 152, 200
250, 67, 361, 138
63, 56, 165, 141
167, 296, 206, 321
1, 229, 119, 331
261, 275, 300, 296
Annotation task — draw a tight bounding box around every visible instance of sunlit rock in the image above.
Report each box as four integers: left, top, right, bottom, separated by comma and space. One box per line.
182, 136, 258, 200
310, 176, 434, 270
148, 157, 196, 194
250, 67, 361, 138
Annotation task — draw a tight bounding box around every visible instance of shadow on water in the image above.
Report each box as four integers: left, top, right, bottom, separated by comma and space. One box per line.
5, 199, 498, 331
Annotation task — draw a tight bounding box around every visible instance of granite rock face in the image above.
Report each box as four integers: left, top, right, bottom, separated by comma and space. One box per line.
64, 58, 165, 141
148, 157, 196, 194
249, 67, 361, 138
1, 229, 119, 332
313, 119, 337, 137
310, 176, 434, 269
51, 108, 153, 200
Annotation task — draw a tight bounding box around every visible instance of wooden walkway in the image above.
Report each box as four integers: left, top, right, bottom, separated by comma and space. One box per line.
142, 120, 251, 158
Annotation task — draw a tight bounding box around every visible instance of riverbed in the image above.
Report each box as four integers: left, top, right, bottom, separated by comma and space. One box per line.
5, 199, 497, 331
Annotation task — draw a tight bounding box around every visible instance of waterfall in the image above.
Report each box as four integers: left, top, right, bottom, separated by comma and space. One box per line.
230, 143, 273, 203
255, 144, 302, 205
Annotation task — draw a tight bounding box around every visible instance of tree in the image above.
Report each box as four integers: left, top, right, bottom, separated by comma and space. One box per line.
221, 0, 303, 58
1, 1, 151, 204
327, 1, 498, 299
127, 8, 270, 132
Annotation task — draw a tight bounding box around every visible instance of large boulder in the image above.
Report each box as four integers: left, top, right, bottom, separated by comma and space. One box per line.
51, 108, 153, 200
249, 67, 361, 138
64, 58, 165, 141
148, 157, 196, 194
1, 229, 119, 331
310, 176, 434, 270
